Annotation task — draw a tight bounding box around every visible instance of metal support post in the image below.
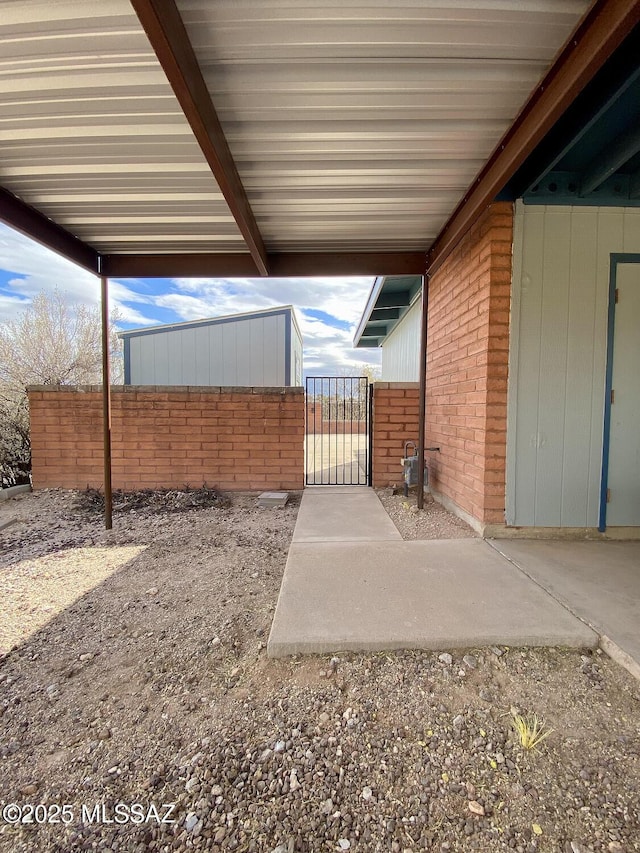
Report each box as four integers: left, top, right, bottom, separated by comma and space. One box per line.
100, 273, 113, 530
416, 273, 429, 509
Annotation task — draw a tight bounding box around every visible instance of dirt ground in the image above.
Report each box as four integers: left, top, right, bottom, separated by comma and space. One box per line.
0, 489, 639, 853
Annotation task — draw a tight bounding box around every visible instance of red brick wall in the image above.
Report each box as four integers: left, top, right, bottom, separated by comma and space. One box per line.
371, 383, 420, 487
305, 401, 366, 434
305, 401, 323, 430
426, 201, 513, 525
28, 386, 305, 491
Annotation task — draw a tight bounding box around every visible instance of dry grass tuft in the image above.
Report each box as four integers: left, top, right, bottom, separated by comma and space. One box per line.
511, 712, 554, 751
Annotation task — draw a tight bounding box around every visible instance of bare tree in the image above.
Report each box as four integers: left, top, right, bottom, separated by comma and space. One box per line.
0, 290, 122, 486
315, 364, 381, 421
354, 363, 381, 384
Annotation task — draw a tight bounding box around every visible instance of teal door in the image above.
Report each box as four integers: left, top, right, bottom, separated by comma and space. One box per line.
607, 262, 640, 526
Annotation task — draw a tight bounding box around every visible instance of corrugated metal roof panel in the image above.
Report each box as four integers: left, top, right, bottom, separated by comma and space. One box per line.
0, 0, 246, 254
0, 0, 591, 258
181, 0, 591, 252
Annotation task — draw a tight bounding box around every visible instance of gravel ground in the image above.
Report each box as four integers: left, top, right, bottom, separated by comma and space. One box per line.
375, 489, 477, 540
1, 489, 639, 853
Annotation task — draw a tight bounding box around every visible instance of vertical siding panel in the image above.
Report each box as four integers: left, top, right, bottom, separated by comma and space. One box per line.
220, 322, 234, 385
152, 332, 169, 385
130, 337, 143, 384
622, 207, 640, 251
381, 298, 421, 381
262, 316, 277, 384
560, 209, 597, 525
183, 329, 199, 384
235, 318, 252, 384
509, 205, 640, 528
290, 315, 303, 386
136, 335, 153, 384
533, 209, 570, 525
168, 329, 185, 384
294, 333, 303, 385
210, 323, 224, 384
194, 326, 210, 385
249, 317, 266, 386
512, 206, 544, 525
289, 318, 296, 385
273, 314, 286, 385
505, 206, 524, 525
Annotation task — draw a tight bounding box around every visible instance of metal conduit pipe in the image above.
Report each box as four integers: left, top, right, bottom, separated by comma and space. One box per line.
416, 273, 429, 509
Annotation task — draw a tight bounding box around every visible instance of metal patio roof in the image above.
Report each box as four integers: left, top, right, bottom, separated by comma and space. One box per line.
1, 0, 638, 279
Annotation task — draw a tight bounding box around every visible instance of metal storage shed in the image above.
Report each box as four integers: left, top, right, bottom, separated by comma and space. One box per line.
119, 305, 303, 387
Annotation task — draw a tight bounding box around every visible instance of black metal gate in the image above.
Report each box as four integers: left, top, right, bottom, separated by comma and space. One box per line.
305, 376, 371, 485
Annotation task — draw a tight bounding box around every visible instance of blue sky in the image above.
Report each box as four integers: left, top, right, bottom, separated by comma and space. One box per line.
0, 223, 381, 376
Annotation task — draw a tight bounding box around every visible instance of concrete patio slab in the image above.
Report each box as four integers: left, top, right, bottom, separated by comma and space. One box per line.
293, 486, 402, 542
305, 434, 368, 486
268, 538, 597, 657
489, 540, 640, 669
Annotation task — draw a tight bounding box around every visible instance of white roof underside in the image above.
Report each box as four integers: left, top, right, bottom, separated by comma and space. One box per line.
0, 0, 591, 256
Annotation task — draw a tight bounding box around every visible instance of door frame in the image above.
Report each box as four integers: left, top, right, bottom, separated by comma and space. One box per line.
598, 252, 640, 531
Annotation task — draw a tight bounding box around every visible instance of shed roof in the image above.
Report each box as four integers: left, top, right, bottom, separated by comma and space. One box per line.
1, 0, 638, 279
118, 304, 299, 338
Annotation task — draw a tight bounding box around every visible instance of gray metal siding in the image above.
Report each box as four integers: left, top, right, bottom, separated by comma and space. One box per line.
506, 203, 640, 527
380, 298, 421, 381
127, 312, 289, 385
290, 320, 303, 386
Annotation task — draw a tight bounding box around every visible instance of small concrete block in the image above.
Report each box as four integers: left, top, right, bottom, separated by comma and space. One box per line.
258, 491, 289, 508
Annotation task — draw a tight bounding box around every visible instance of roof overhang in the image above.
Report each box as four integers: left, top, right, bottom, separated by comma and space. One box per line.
5, 0, 631, 279
426, 0, 640, 274
500, 19, 640, 206
353, 275, 422, 348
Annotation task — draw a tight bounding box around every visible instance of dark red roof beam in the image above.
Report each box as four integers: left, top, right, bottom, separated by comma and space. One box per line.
101, 251, 427, 279
130, 0, 269, 276
0, 186, 99, 274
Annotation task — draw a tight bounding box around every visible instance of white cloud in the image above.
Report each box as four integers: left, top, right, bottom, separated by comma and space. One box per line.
114, 303, 160, 326
0, 225, 160, 325
152, 292, 221, 321
107, 280, 159, 326
295, 312, 380, 375
0, 224, 382, 375
171, 275, 373, 327
0, 224, 99, 305
165, 275, 382, 374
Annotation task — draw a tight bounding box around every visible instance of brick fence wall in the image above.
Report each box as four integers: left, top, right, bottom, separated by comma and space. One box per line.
426, 201, 513, 525
305, 402, 367, 434
28, 386, 305, 491
371, 383, 420, 487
